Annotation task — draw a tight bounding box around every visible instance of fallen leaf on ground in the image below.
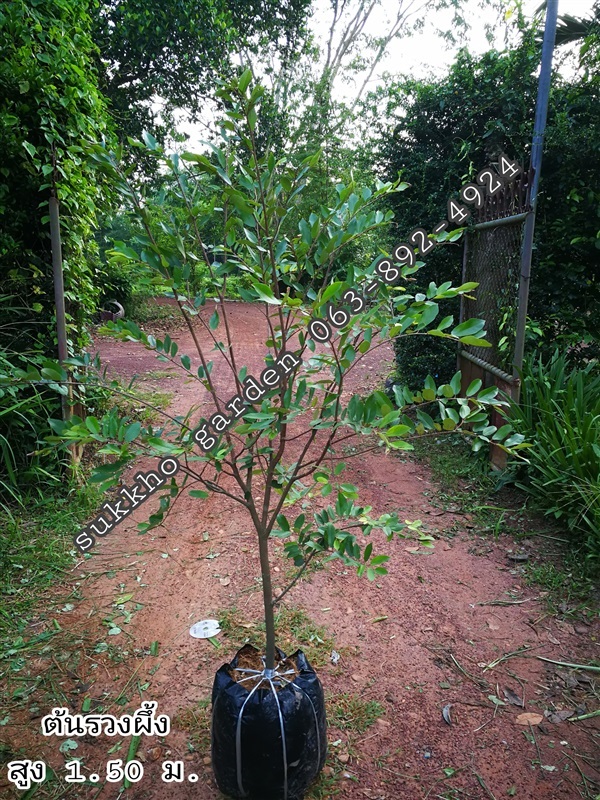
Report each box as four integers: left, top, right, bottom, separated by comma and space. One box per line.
516, 713, 543, 726
503, 687, 523, 707
546, 709, 574, 723
442, 704, 452, 725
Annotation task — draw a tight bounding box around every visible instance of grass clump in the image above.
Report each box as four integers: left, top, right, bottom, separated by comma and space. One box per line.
128, 297, 180, 325
328, 692, 384, 733
105, 382, 174, 425
0, 484, 102, 639
219, 605, 336, 668
175, 698, 212, 755
507, 350, 600, 561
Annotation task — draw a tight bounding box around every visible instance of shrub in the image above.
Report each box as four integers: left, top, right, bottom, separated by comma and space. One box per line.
507, 350, 600, 560
393, 332, 457, 389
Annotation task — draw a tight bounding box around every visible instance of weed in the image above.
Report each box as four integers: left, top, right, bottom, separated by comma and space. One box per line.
128, 298, 180, 325
524, 555, 596, 609
0, 484, 102, 637
108, 383, 174, 425
306, 756, 343, 799
328, 692, 384, 733
175, 698, 212, 755
410, 436, 491, 493
219, 605, 336, 669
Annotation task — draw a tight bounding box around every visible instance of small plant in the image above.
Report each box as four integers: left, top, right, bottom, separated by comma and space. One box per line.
328, 693, 384, 733
507, 350, 600, 560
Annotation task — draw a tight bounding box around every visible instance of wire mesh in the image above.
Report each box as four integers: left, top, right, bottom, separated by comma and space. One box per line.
460, 167, 533, 375
462, 219, 524, 373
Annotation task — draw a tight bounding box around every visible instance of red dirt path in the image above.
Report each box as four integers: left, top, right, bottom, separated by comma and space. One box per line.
5, 301, 599, 800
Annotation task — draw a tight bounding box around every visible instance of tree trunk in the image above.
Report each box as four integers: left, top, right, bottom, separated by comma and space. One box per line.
257, 530, 276, 671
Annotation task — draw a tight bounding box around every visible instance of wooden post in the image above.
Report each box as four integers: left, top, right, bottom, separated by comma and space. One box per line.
49, 187, 82, 472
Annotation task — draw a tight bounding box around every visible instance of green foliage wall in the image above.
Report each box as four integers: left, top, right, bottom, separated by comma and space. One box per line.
0, 0, 113, 354
0, 0, 114, 499
372, 32, 600, 363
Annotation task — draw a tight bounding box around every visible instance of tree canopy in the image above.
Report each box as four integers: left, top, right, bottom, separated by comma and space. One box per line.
92, 0, 313, 143
370, 28, 600, 359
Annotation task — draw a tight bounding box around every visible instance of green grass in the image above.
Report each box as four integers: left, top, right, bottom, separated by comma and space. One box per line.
107, 383, 174, 425
128, 297, 180, 325
410, 434, 492, 494
524, 554, 597, 613
175, 698, 212, 755
0, 484, 102, 639
219, 605, 337, 669
328, 692, 384, 733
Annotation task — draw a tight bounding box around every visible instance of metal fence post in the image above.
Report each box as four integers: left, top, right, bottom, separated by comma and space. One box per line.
513, 0, 560, 383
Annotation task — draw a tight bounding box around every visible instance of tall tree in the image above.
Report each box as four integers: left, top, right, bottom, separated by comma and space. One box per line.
92, 0, 313, 144
370, 26, 600, 362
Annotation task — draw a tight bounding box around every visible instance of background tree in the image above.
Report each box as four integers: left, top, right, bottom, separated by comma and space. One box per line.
92, 0, 313, 146
366, 23, 600, 383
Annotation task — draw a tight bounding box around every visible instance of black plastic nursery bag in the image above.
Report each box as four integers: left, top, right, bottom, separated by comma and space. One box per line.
211, 644, 327, 800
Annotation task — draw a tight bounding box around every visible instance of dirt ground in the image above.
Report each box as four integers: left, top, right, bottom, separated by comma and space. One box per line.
2, 301, 599, 800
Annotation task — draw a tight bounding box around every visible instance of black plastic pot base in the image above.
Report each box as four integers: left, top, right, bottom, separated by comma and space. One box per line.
211, 644, 327, 800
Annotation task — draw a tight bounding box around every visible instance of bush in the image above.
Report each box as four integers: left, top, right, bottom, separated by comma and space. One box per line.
393, 333, 457, 389
507, 351, 600, 560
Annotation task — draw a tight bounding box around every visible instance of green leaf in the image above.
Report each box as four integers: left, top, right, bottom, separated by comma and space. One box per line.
460, 335, 492, 347
209, 310, 219, 330
41, 367, 64, 381
124, 422, 141, 442
466, 379, 482, 396
253, 283, 281, 305
451, 318, 485, 337
124, 735, 142, 789
239, 68, 253, 93
450, 371, 462, 395
189, 489, 209, 499
85, 416, 101, 435
142, 131, 158, 150
321, 281, 344, 306
477, 386, 499, 403
387, 424, 411, 437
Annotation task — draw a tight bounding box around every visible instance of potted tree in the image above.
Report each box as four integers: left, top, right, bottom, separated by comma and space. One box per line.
47, 72, 525, 799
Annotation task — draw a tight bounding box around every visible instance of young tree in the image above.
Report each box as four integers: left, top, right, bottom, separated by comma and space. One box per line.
47, 72, 526, 672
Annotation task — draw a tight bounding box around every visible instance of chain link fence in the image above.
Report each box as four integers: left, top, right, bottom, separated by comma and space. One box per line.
460, 168, 533, 377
